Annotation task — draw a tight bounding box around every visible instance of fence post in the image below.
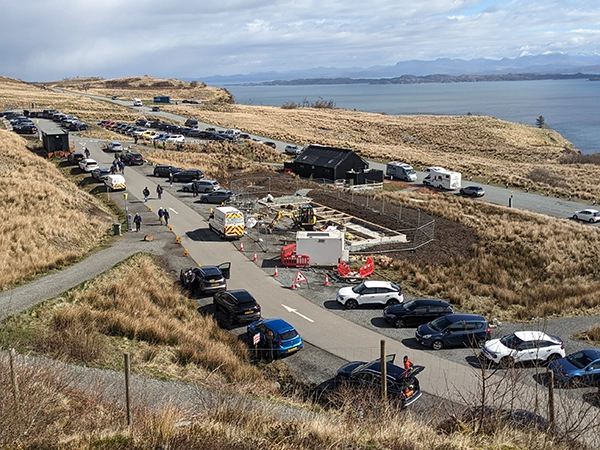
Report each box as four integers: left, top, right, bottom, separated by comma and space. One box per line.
547, 370, 555, 433
380, 340, 387, 401
382, 197, 385, 215
9, 348, 20, 410
124, 352, 131, 426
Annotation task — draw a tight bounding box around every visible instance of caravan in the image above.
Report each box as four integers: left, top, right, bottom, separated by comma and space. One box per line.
133, 98, 143, 107
386, 162, 417, 182
422, 167, 461, 190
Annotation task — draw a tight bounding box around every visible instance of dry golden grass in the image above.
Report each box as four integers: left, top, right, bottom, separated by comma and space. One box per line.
0, 130, 114, 290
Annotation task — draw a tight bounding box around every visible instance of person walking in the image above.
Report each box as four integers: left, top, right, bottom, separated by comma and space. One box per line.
156, 184, 163, 200
158, 207, 164, 225
168, 171, 173, 186
119, 161, 125, 174
84, 147, 90, 159
403, 355, 414, 377
133, 213, 142, 232
142, 187, 150, 202
192, 181, 199, 197
163, 208, 170, 226
266, 329, 275, 362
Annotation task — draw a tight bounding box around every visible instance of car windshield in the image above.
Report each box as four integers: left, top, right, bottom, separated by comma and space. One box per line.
499, 333, 523, 350
429, 316, 452, 332
406, 169, 416, 174
352, 283, 368, 294
402, 300, 416, 311
280, 329, 298, 340
566, 351, 595, 369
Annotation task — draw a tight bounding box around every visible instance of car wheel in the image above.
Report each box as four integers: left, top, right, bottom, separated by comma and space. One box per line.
155, 172, 160, 177
432, 340, 443, 350
590, 218, 595, 223
394, 318, 406, 328
386, 298, 400, 307
182, 187, 189, 192
173, 177, 179, 182
499, 356, 514, 368
345, 299, 358, 310
573, 215, 579, 220
201, 198, 208, 203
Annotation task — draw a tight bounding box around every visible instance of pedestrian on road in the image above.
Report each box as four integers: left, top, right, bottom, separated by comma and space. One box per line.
119, 161, 125, 174
158, 207, 164, 225
169, 171, 173, 186
84, 147, 90, 159
133, 213, 142, 232
156, 184, 163, 200
143, 187, 150, 202
192, 181, 199, 197
163, 208, 170, 226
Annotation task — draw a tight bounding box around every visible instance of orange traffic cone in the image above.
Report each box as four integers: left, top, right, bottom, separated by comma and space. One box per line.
239, 242, 244, 251
291, 282, 296, 290
273, 266, 279, 277
253, 251, 258, 262
324, 274, 330, 287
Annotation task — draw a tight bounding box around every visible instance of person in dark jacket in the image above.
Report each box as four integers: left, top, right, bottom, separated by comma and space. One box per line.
163, 208, 170, 226
142, 187, 150, 202
133, 213, 142, 232
156, 184, 163, 200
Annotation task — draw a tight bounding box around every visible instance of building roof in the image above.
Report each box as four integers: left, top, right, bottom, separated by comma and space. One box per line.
294, 144, 367, 169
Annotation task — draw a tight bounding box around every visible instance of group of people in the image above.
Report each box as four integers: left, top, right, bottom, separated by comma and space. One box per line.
111, 157, 125, 174
134, 185, 170, 232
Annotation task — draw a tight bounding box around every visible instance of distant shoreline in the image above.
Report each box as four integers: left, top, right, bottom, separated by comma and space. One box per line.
235, 72, 600, 87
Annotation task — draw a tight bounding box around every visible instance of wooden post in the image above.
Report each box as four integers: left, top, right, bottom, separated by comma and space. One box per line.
9, 348, 20, 410
124, 353, 131, 426
380, 339, 387, 401
547, 369, 555, 432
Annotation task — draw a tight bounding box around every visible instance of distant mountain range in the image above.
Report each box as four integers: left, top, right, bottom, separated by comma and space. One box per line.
196, 53, 600, 85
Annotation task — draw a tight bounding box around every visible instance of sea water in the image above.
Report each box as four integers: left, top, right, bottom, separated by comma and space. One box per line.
224, 79, 600, 155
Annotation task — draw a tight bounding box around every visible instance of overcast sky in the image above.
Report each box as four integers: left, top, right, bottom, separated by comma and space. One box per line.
3, 0, 600, 81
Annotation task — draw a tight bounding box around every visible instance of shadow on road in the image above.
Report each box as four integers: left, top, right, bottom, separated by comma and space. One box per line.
323, 300, 344, 310
370, 317, 390, 328
186, 229, 220, 241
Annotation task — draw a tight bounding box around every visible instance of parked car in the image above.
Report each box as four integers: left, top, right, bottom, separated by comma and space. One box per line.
247, 318, 303, 358
173, 169, 204, 182
121, 152, 144, 166
213, 289, 261, 325
415, 314, 491, 350
182, 179, 220, 193
167, 134, 185, 143
79, 158, 99, 172
151, 106, 160, 112
481, 331, 565, 367
334, 354, 424, 408
67, 152, 85, 165
572, 209, 600, 223
91, 167, 111, 182
264, 141, 277, 149
184, 118, 199, 128
336, 280, 403, 309
548, 348, 600, 387
459, 185, 485, 197
284, 145, 302, 155
180, 263, 230, 296
199, 190, 235, 204
12, 123, 38, 134
153, 165, 183, 178
383, 299, 454, 328
105, 140, 124, 153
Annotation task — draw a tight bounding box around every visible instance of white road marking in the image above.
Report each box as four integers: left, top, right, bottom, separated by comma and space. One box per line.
169, 207, 178, 214
281, 304, 314, 322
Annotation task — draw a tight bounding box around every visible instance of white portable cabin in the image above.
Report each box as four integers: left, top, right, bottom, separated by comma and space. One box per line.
295, 229, 348, 266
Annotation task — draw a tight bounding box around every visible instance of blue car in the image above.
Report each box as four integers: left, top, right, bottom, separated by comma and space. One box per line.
548, 349, 600, 387
247, 318, 303, 358
415, 313, 491, 350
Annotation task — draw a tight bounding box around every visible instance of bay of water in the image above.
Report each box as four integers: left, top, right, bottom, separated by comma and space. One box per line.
224, 80, 600, 155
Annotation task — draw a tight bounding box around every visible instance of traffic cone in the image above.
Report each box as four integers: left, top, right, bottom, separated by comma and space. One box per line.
253, 251, 258, 262
324, 274, 330, 287
175, 236, 181, 244
239, 242, 244, 251
273, 266, 279, 277
291, 282, 296, 290
183, 249, 188, 256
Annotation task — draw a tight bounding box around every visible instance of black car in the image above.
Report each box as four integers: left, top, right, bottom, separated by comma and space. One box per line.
121, 152, 144, 166
415, 314, 491, 350
213, 289, 261, 324
151, 106, 160, 112
173, 169, 204, 182
13, 123, 38, 134
383, 299, 454, 328
153, 165, 183, 178
180, 263, 230, 296
334, 355, 425, 408
264, 141, 277, 149
67, 152, 85, 165
459, 185, 485, 197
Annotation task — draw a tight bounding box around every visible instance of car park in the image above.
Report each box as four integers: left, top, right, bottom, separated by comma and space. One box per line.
334, 354, 424, 408
548, 348, 600, 387
67, 152, 85, 165
213, 289, 261, 325
180, 263, 230, 296
383, 298, 454, 328
284, 145, 302, 155
481, 331, 565, 366
459, 185, 485, 197
415, 314, 491, 350
336, 280, 403, 309
79, 158, 99, 172
199, 190, 235, 204
572, 209, 600, 223
247, 318, 303, 358
173, 169, 204, 182
121, 152, 144, 166
153, 165, 183, 178
182, 179, 220, 193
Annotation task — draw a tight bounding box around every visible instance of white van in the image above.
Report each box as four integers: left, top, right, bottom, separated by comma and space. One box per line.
104, 174, 126, 191
386, 161, 417, 182
133, 98, 143, 107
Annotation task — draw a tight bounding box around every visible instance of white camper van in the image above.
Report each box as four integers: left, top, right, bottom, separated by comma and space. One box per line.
422, 168, 461, 190
133, 98, 143, 106
386, 162, 417, 182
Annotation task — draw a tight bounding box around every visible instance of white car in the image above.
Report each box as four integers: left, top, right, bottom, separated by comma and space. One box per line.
481, 331, 565, 366
284, 145, 302, 155
79, 158, 99, 172
572, 209, 600, 223
336, 280, 403, 309
167, 134, 185, 143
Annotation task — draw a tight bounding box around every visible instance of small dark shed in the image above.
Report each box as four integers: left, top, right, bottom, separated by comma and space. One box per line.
291, 145, 368, 181
153, 96, 171, 103
41, 129, 69, 155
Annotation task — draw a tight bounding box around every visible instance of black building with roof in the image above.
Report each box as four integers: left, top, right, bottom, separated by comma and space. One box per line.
289, 144, 383, 184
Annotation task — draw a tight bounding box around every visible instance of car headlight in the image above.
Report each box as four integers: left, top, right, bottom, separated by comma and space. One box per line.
421, 334, 432, 340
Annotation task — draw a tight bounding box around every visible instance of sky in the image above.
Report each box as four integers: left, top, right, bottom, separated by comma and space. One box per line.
2, 0, 600, 81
